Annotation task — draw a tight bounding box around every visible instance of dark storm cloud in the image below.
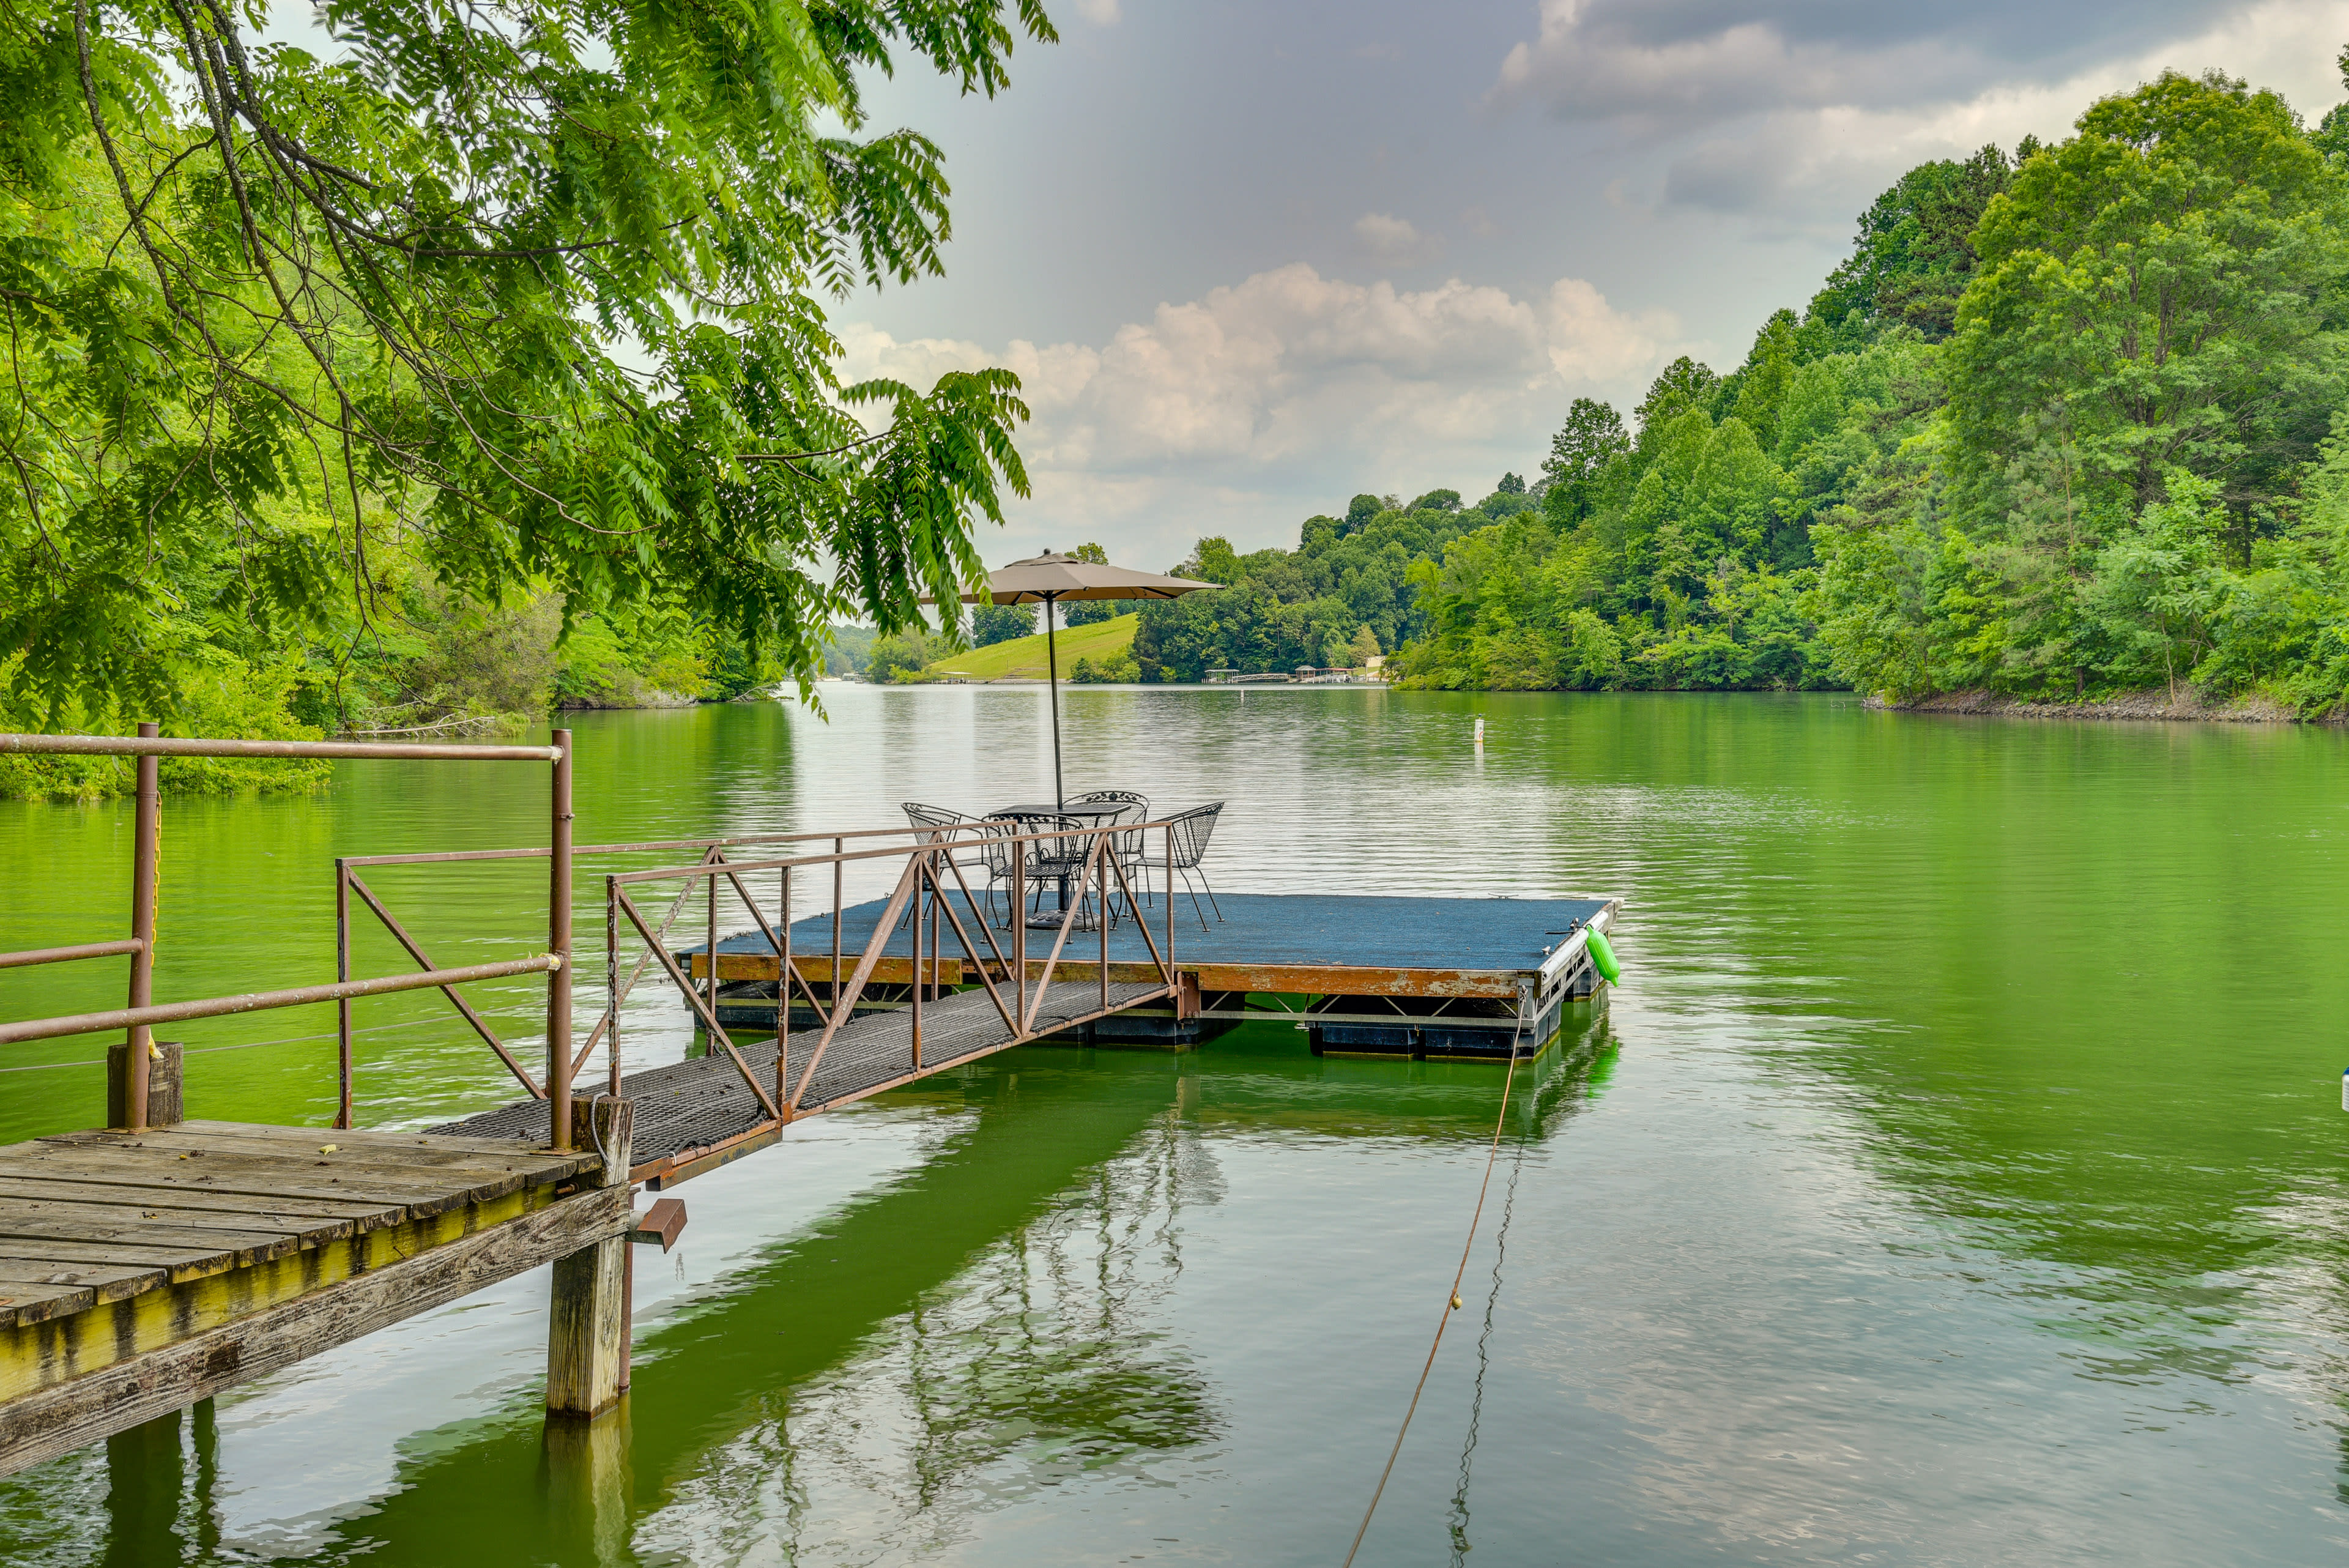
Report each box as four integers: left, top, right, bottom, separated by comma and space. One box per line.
1588, 0, 2224, 57
1493, 0, 2262, 127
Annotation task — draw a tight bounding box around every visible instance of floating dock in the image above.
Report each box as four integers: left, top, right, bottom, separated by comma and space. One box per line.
688, 891, 1619, 1061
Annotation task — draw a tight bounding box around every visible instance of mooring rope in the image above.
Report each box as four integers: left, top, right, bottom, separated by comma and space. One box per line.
1447, 1102, 1529, 1564
1341, 1049, 1523, 1568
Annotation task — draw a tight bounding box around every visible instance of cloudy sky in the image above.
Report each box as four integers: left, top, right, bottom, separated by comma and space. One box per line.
826, 0, 2349, 570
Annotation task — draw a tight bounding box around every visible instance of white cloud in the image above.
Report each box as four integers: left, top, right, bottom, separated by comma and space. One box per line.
836, 264, 1680, 567
1071, 0, 1119, 23
1497, 0, 2349, 232
1353, 212, 1445, 267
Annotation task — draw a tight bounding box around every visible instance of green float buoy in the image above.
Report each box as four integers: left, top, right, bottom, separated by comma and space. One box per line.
1586, 926, 1621, 985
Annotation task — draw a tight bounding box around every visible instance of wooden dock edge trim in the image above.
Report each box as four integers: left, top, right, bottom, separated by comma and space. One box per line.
1187, 964, 1523, 999
0, 1184, 634, 1479
708, 956, 1527, 1000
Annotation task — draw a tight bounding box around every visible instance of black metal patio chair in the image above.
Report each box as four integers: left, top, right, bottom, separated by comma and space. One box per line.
899, 803, 968, 929
1163, 801, 1225, 931
1069, 790, 1150, 916
969, 814, 1027, 927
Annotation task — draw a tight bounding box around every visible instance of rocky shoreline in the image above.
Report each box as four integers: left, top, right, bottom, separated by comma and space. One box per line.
1873, 688, 2330, 725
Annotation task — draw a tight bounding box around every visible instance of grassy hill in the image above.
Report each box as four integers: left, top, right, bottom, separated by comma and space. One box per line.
927, 614, 1138, 680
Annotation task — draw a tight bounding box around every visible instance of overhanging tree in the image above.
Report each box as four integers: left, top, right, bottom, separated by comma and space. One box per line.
0, 0, 1053, 723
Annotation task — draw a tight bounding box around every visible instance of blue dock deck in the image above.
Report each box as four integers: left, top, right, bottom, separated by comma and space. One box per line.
686, 891, 1619, 1061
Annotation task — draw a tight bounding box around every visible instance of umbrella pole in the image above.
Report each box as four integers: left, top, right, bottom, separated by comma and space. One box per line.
1045, 595, 1064, 812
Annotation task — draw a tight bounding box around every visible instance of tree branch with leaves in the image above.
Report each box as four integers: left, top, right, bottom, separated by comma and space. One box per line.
0, 0, 1055, 722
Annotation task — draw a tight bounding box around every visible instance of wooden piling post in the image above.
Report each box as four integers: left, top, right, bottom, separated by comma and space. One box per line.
546, 1096, 631, 1419
108, 1041, 182, 1129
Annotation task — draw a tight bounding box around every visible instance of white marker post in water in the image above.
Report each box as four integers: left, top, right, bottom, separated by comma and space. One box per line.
1474, 718, 1485, 751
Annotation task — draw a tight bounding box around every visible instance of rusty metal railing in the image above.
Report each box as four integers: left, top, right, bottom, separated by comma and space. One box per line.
0, 727, 577, 1142
329, 825, 980, 1125
601, 816, 1184, 1121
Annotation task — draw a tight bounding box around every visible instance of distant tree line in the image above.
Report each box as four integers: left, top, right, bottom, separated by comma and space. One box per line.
1141, 64, 2349, 712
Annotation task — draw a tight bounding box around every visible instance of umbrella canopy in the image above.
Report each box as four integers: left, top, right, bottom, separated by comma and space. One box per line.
952, 553, 1219, 606
923, 553, 1220, 810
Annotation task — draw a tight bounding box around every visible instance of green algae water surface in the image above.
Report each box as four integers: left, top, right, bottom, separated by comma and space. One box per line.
4, 688, 2349, 1566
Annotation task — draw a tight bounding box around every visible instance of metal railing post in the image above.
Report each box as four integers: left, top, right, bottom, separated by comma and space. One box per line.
606, 874, 622, 1097
910, 853, 924, 1068
831, 836, 843, 1025
1165, 823, 1175, 977
547, 729, 574, 1151
777, 866, 792, 1118
335, 859, 353, 1129
928, 851, 941, 1001
124, 721, 160, 1132
1012, 841, 1026, 1031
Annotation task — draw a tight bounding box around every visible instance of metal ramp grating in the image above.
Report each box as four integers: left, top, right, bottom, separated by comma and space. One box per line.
429, 981, 1168, 1169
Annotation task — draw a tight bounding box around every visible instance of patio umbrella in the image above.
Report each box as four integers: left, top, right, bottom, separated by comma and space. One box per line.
930, 553, 1220, 810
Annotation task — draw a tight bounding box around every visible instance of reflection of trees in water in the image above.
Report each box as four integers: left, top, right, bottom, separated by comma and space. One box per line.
639, 1106, 1222, 1564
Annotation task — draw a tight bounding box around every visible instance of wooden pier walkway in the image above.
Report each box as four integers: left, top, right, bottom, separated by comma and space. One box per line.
0, 1121, 628, 1474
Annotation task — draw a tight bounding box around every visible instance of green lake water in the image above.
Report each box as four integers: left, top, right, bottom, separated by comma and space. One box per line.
3, 688, 2348, 1564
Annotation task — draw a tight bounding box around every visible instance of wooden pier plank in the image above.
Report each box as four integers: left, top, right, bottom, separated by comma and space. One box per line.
0, 1261, 165, 1305
0, 1238, 244, 1273
0, 1194, 363, 1246
45, 1128, 590, 1188
0, 1282, 97, 1325
0, 1145, 536, 1214
0, 1178, 406, 1230
0, 1213, 303, 1268
171, 1120, 579, 1161
431, 979, 1171, 1183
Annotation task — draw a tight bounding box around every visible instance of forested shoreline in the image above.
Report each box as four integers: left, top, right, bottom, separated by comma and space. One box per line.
1137, 64, 2349, 718
8, 23, 2349, 801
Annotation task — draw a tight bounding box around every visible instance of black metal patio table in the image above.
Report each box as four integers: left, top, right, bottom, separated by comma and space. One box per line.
995, 801, 1126, 929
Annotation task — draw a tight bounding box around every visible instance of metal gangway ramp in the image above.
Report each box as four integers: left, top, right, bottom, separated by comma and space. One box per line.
433, 817, 1190, 1186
